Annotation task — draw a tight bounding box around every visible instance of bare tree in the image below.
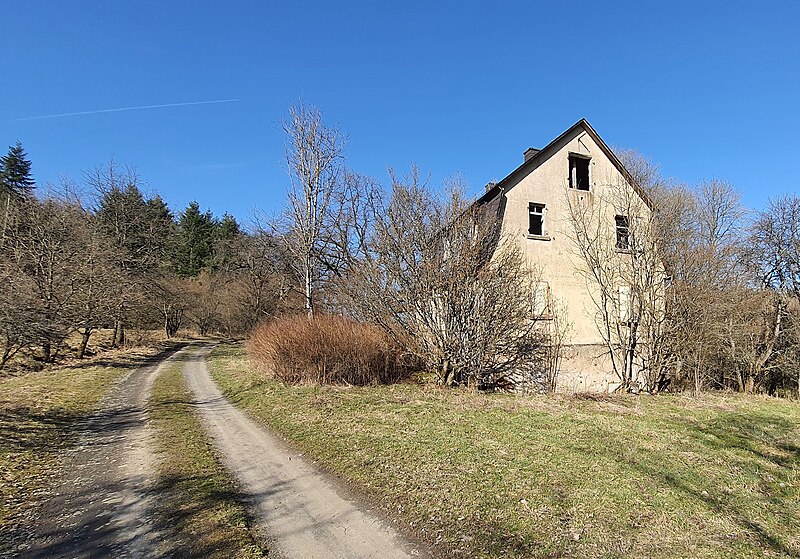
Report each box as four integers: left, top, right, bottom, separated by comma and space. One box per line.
7, 198, 88, 361
336, 169, 551, 389
0, 265, 48, 369
184, 271, 221, 336
750, 194, 800, 396
214, 226, 296, 333
152, 276, 188, 339
91, 162, 174, 346
72, 217, 120, 358
281, 102, 345, 317
542, 298, 572, 392
565, 173, 669, 392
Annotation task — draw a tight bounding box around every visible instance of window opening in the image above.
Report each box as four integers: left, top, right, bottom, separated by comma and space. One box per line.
569, 155, 591, 190
528, 203, 545, 236
615, 215, 630, 249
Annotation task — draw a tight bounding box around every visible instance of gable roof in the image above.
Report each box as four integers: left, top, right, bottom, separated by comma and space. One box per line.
476, 118, 653, 209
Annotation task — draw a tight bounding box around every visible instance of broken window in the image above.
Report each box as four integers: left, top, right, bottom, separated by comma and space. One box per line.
569, 154, 591, 190
615, 215, 630, 250
528, 203, 545, 236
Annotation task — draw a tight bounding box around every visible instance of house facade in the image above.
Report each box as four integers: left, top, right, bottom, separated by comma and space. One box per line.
477, 119, 657, 392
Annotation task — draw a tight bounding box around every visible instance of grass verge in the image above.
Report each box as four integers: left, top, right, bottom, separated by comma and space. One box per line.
0, 362, 127, 549
149, 359, 268, 558
210, 343, 800, 559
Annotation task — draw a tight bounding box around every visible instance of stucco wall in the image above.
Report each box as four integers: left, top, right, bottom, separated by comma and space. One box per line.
495, 126, 650, 391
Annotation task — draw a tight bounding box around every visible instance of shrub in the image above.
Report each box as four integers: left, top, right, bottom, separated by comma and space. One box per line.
247, 315, 411, 385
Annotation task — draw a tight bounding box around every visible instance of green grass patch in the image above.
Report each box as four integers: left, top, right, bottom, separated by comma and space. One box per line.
149, 360, 268, 558
0, 363, 126, 538
210, 343, 800, 559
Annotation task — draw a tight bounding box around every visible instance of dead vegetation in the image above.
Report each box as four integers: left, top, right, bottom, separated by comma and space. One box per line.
247, 314, 411, 385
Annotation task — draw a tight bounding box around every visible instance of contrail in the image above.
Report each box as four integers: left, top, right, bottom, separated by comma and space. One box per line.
10, 98, 240, 122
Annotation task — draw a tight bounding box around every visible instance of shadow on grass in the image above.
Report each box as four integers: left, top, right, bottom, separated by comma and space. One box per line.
61, 340, 189, 371
155, 472, 270, 559
0, 407, 86, 452
1, 344, 191, 453
696, 412, 800, 470
1, 343, 190, 558
611, 411, 800, 557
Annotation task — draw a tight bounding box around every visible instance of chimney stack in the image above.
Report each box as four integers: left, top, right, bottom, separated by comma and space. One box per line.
524, 147, 540, 162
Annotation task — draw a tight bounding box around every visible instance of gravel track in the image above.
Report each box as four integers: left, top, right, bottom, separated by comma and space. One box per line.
16, 346, 185, 559
183, 344, 429, 559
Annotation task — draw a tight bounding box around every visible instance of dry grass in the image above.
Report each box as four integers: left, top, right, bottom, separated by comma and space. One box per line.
248, 314, 410, 385
149, 360, 269, 558
210, 343, 800, 559
0, 328, 188, 374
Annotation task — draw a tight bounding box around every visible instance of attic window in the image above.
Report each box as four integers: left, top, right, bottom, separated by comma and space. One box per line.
528, 203, 545, 236
569, 154, 591, 190
615, 215, 630, 250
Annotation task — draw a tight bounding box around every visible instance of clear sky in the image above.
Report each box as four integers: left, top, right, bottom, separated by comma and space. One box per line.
2, 1, 798, 222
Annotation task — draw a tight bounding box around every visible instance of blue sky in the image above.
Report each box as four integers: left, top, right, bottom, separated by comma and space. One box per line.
2, 1, 798, 222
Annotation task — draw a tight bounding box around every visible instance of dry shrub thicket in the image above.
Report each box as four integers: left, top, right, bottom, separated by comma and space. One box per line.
247, 315, 409, 385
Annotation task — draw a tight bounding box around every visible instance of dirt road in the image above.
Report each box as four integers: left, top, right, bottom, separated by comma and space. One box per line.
182, 345, 428, 559
17, 347, 184, 559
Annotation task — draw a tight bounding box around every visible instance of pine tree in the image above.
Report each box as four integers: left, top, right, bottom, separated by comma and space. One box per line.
173, 201, 216, 277
216, 213, 241, 241
96, 183, 174, 273
211, 212, 242, 270
0, 142, 35, 199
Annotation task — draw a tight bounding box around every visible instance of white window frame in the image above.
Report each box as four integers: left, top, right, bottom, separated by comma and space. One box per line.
528, 203, 546, 237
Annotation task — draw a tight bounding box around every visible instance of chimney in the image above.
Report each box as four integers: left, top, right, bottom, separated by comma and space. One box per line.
524, 147, 540, 162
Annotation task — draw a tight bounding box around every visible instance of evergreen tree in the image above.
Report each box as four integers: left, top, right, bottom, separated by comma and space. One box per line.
216, 212, 241, 241
96, 183, 174, 273
173, 201, 216, 277
0, 142, 35, 199
212, 212, 242, 270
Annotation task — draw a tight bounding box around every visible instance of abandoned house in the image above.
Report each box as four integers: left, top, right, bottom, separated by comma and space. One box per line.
476, 119, 658, 392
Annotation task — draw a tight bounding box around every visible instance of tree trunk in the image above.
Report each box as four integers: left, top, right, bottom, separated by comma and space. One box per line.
77, 328, 92, 359
163, 306, 182, 338
305, 256, 313, 318
1, 344, 12, 370
440, 360, 452, 386
735, 366, 745, 392
42, 340, 52, 363
694, 349, 703, 396
745, 373, 755, 394
112, 319, 125, 348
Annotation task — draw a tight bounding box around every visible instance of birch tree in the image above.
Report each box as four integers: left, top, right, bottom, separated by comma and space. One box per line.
282, 102, 345, 317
